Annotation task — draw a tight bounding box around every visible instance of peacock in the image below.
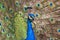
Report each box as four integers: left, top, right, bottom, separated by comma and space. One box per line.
26, 13, 36, 40
0, 0, 60, 40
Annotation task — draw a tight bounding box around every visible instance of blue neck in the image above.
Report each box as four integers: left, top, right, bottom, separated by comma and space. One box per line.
26, 19, 36, 40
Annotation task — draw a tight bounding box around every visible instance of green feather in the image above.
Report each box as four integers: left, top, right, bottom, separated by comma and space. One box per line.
14, 12, 27, 40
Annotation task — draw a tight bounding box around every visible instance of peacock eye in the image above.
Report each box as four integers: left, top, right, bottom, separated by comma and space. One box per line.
36, 3, 40, 7
6, 16, 8, 19
49, 18, 53, 22
2, 29, 5, 32
0, 3, 6, 12
19, 11, 24, 16
15, 1, 20, 7
7, 33, 10, 38
57, 29, 60, 32
35, 14, 38, 17
0, 22, 2, 26
50, 2, 53, 7
20, 13, 22, 16
1, 5, 5, 8
37, 4, 40, 7
7, 33, 9, 36
23, 7, 27, 11
4, 16, 9, 21
9, 8, 13, 13
51, 18, 53, 21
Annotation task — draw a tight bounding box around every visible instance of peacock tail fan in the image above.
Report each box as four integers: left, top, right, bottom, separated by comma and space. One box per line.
14, 12, 27, 40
